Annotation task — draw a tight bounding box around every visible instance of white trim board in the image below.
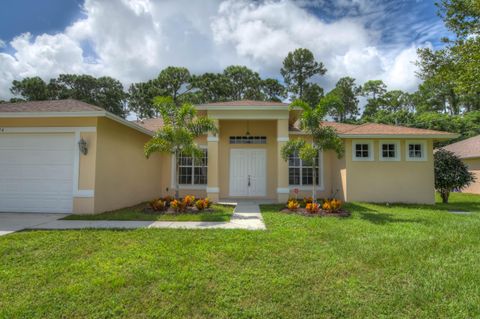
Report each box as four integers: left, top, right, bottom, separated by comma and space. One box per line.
0, 126, 96, 133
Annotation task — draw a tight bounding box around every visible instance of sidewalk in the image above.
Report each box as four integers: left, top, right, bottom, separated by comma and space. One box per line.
27, 202, 266, 231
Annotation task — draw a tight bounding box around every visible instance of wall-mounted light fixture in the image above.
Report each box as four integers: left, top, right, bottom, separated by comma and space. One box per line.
78, 138, 88, 155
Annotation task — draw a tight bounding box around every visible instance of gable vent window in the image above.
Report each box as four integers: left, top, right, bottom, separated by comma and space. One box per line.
229, 136, 267, 144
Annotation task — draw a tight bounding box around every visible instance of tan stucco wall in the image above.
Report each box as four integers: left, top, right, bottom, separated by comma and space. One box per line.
462, 158, 480, 194
78, 132, 96, 190
93, 117, 163, 213
345, 139, 435, 204
218, 120, 278, 199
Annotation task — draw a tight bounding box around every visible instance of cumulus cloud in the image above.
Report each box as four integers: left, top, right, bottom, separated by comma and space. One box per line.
0, 0, 429, 99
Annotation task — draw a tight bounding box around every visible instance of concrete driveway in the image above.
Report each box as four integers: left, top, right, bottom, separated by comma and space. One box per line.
0, 213, 68, 236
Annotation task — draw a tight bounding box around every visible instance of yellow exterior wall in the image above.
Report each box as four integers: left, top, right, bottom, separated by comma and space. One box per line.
218, 120, 278, 199
78, 132, 96, 190
93, 117, 163, 213
345, 139, 435, 204
462, 158, 480, 194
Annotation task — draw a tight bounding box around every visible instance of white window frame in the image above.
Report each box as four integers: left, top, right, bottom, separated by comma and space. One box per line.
171, 145, 208, 190
288, 150, 324, 191
352, 140, 374, 161
406, 140, 427, 161
379, 140, 401, 161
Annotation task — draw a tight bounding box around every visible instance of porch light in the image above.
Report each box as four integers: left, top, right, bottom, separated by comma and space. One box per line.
78, 138, 88, 155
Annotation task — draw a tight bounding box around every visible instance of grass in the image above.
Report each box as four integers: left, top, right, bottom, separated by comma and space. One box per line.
62, 204, 234, 222
1, 193, 480, 318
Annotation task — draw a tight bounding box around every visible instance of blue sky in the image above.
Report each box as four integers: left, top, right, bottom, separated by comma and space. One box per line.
0, 0, 450, 98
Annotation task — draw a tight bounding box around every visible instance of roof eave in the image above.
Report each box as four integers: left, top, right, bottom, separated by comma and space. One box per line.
338, 133, 459, 139
197, 105, 289, 111
0, 111, 154, 137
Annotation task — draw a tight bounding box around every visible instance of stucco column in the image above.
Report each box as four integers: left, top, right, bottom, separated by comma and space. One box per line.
277, 119, 290, 203
207, 119, 220, 202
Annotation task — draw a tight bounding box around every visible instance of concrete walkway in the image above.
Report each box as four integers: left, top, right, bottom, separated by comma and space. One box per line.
20, 202, 266, 232
0, 213, 69, 236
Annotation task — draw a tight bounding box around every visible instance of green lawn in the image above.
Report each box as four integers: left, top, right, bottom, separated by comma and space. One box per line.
62, 204, 234, 222
1, 193, 480, 318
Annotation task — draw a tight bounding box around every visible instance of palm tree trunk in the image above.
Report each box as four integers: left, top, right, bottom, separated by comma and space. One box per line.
175, 150, 180, 199
312, 166, 317, 202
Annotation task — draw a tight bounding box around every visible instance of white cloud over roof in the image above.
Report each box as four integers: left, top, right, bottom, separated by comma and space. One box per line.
0, 0, 435, 99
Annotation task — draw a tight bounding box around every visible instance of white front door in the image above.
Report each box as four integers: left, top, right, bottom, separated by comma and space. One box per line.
229, 149, 266, 197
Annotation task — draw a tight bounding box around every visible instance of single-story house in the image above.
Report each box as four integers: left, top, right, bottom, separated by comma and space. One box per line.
441, 135, 480, 194
0, 99, 456, 214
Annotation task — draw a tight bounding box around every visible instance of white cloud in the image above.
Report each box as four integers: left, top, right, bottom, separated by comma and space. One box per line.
0, 0, 425, 99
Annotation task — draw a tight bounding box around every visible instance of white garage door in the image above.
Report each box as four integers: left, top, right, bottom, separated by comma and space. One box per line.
0, 133, 75, 213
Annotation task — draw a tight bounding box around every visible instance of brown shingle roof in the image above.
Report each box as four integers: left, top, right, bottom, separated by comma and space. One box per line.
198, 100, 289, 107
133, 118, 164, 132
320, 121, 359, 134
0, 99, 104, 113
341, 123, 456, 136
441, 135, 480, 159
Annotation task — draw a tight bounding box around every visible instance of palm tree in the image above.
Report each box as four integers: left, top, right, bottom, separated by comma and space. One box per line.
144, 96, 218, 199
281, 99, 344, 202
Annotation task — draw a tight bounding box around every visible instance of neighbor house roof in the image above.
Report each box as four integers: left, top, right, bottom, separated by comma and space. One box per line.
441, 135, 480, 159
0, 99, 104, 112
0, 99, 153, 136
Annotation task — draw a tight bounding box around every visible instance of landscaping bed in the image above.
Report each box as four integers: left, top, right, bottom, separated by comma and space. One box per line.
63, 196, 234, 222
281, 197, 350, 217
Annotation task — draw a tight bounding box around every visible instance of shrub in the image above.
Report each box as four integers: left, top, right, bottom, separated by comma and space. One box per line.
434, 149, 476, 203
303, 196, 313, 207
183, 195, 196, 207
330, 199, 342, 211
163, 195, 174, 205
171, 199, 187, 212
149, 199, 167, 211
287, 200, 299, 211
322, 199, 342, 213
195, 199, 207, 211
305, 202, 320, 213
204, 197, 212, 208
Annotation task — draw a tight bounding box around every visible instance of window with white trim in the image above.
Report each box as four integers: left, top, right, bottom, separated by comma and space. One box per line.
379, 141, 400, 161
406, 141, 427, 161
352, 141, 373, 161
288, 151, 320, 186
178, 149, 208, 185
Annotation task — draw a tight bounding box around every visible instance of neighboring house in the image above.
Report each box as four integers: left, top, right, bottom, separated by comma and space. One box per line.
441, 135, 480, 194
0, 99, 456, 214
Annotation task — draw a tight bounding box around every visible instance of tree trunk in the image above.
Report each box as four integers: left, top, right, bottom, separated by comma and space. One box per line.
175, 151, 180, 199
441, 190, 449, 204
312, 166, 317, 203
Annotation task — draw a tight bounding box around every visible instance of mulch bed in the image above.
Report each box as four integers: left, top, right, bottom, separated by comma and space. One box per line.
143, 207, 214, 215
280, 207, 351, 217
